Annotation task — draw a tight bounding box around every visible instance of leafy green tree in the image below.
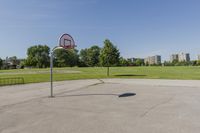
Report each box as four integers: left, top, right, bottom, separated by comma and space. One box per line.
127, 59, 134, 66
190, 60, 197, 66
87, 45, 101, 66
100, 39, 120, 76
79, 45, 101, 67
172, 59, 178, 66
0, 58, 2, 69
175, 61, 189, 66
54, 49, 79, 67
79, 48, 89, 67
119, 57, 129, 66
135, 59, 144, 66
19, 60, 25, 69
197, 60, 200, 66
164, 61, 172, 66
25, 45, 50, 68
145, 61, 149, 66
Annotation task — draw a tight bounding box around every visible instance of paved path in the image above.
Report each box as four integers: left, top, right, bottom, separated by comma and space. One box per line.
0, 79, 200, 133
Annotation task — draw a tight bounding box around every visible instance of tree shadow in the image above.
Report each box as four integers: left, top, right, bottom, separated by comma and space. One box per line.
115, 74, 146, 77
57, 93, 117, 97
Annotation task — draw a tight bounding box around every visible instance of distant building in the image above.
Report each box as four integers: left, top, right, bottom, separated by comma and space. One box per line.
144, 55, 161, 65
198, 55, 200, 60
2, 56, 23, 69
170, 54, 179, 62
178, 53, 190, 62
170, 53, 190, 62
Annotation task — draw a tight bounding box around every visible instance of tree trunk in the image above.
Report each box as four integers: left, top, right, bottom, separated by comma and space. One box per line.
107, 66, 110, 76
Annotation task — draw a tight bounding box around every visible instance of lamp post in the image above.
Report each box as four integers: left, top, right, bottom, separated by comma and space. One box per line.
50, 46, 65, 98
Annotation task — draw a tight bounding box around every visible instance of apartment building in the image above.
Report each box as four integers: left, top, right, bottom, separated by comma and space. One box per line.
170, 53, 190, 62
178, 53, 190, 62
170, 54, 179, 62
144, 55, 161, 65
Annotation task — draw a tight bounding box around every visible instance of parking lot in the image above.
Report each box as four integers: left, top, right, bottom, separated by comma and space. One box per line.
1, 79, 200, 133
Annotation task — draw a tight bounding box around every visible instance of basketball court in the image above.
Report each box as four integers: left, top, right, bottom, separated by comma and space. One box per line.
1, 34, 200, 132
1, 79, 200, 133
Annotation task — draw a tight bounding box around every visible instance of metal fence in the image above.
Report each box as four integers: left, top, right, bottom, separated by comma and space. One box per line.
0, 77, 24, 86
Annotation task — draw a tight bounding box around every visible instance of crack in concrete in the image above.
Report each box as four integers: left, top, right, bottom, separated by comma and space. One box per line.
55, 79, 105, 96
140, 95, 175, 118
0, 79, 126, 112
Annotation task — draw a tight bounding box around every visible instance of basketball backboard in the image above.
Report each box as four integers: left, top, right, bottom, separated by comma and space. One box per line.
59, 34, 76, 49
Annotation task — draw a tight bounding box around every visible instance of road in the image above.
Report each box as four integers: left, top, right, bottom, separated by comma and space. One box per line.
0, 79, 200, 133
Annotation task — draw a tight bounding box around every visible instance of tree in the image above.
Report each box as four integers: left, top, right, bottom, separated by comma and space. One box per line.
145, 61, 149, 66
135, 59, 144, 66
197, 60, 200, 66
100, 39, 120, 76
0, 58, 2, 69
164, 61, 172, 66
79, 45, 101, 67
119, 57, 129, 66
172, 59, 178, 66
79, 48, 89, 67
25, 45, 50, 68
127, 59, 134, 66
54, 49, 79, 67
87, 45, 101, 66
190, 60, 197, 66
19, 60, 25, 69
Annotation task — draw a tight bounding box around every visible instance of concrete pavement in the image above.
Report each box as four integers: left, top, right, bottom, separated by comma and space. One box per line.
0, 79, 200, 133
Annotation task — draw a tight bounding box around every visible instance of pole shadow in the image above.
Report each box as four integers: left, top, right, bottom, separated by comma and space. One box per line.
118, 93, 136, 97
56, 93, 136, 98
115, 74, 146, 77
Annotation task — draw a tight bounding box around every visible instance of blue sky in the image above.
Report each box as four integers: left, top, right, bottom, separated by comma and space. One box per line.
0, 0, 200, 61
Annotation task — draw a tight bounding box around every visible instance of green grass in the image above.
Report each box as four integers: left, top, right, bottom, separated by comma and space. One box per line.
0, 66, 200, 84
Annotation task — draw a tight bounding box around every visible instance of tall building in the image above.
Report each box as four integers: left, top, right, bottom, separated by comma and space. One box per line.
170, 53, 190, 62
170, 54, 179, 62
178, 53, 190, 62
144, 55, 161, 65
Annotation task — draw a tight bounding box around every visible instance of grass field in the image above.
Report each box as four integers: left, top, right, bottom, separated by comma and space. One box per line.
0, 66, 200, 84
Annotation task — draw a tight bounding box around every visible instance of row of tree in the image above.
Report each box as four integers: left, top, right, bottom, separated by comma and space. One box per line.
23, 39, 120, 68
0, 58, 2, 68
1, 39, 200, 69
164, 60, 200, 66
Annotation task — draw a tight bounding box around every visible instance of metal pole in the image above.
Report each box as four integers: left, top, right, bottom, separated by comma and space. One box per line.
50, 51, 54, 97
49, 46, 65, 98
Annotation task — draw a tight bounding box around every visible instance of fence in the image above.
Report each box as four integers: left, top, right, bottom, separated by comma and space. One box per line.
0, 77, 24, 86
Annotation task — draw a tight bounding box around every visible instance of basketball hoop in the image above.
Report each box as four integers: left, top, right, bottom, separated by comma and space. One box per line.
50, 33, 76, 98
59, 34, 76, 49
